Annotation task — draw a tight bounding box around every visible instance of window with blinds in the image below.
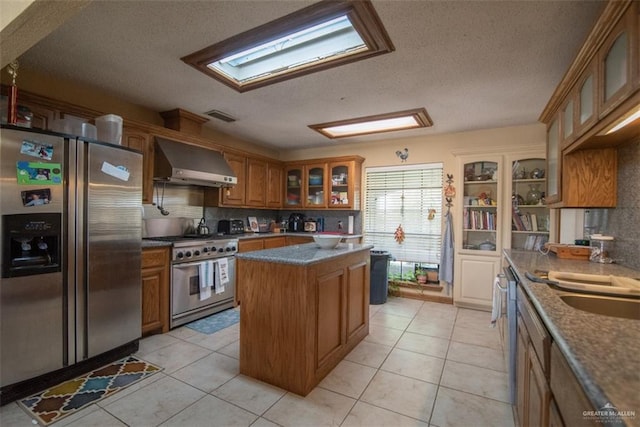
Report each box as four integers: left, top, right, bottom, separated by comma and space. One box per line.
364, 163, 443, 264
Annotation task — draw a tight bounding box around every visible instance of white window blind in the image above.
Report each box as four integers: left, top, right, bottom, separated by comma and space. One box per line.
364, 163, 443, 264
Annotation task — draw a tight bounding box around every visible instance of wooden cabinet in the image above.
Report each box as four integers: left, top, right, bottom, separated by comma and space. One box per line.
239, 236, 289, 253
266, 162, 283, 208
328, 160, 362, 209
220, 152, 247, 206
526, 341, 550, 427
246, 157, 267, 207
238, 239, 265, 253
305, 163, 328, 208
575, 64, 598, 137
283, 156, 364, 210
285, 165, 303, 208
510, 156, 550, 251
598, 4, 637, 118
122, 128, 154, 204
540, 1, 639, 207
286, 235, 314, 245
550, 343, 598, 427
264, 236, 286, 248
238, 249, 370, 395
545, 119, 561, 204
561, 148, 617, 207
515, 286, 552, 427
454, 155, 502, 310
207, 153, 284, 209
141, 247, 170, 335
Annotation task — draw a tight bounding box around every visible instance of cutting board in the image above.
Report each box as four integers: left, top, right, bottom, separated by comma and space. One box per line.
545, 243, 591, 260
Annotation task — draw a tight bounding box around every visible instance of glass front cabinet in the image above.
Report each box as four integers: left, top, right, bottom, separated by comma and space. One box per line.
285, 166, 303, 208
461, 159, 500, 254
510, 156, 551, 251
283, 157, 364, 210
454, 155, 503, 310
305, 163, 327, 208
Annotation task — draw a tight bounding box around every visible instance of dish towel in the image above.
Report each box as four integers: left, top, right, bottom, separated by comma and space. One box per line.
199, 260, 213, 301
215, 258, 229, 295
490, 275, 505, 327
439, 211, 454, 285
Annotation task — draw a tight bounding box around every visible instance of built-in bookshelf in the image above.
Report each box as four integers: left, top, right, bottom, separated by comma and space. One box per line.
512, 158, 549, 250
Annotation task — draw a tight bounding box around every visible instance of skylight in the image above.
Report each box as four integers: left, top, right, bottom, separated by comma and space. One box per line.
309, 108, 433, 139
181, 0, 394, 92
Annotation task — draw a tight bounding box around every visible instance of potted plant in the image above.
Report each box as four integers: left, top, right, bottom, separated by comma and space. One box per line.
415, 267, 428, 284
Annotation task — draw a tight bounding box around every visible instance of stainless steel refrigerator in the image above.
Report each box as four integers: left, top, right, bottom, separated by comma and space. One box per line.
0, 126, 142, 394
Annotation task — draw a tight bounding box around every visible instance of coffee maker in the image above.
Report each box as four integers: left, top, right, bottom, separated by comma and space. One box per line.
288, 213, 305, 232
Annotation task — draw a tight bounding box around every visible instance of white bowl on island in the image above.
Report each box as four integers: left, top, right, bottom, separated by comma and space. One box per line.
313, 234, 342, 249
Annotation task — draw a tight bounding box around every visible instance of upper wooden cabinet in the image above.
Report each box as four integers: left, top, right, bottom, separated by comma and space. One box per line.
206, 152, 284, 209
540, 0, 638, 207
266, 163, 283, 209
246, 157, 267, 207
599, 5, 637, 118
220, 152, 247, 206
122, 127, 154, 204
283, 156, 364, 210
545, 119, 561, 204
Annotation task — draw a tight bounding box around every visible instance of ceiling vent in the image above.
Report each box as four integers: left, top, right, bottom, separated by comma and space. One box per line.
205, 109, 236, 123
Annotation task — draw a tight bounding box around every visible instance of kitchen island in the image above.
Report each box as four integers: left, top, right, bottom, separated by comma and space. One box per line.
503, 250, 639, 426
236, 242, 373, 396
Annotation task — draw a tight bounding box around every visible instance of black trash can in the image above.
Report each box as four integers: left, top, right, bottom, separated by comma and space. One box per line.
370, 250, 391, 304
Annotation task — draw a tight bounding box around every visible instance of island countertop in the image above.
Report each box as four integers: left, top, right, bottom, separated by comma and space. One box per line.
503, 249, 640, 423
235, 242, 373, 266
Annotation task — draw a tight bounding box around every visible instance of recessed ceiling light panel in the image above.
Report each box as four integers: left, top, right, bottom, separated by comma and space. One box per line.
181, 0, 394, 92
309, 108, 433, 139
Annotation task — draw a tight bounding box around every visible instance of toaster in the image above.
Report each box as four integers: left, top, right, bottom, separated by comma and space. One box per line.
217, 219, 245, 235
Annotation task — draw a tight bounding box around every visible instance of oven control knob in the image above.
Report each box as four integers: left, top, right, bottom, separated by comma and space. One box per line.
210, 247, 217, 252
218, 248, 224, 253
176, 252, 184, 259
202, 247, 209, 253
225, 247, 233, 252
185, 251, 192, 258
231, 246, 237, 251
194, 250, 200, 256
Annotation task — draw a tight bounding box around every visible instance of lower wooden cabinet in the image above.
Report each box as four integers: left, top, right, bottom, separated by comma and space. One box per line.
141, 247, 170, 335
550, 343, 598, 427
264, 236, 286, 248
239, 249, 370, 395
285, 235, 314, 245
516, 287, 551, 427
526, 341, 550, 427
238, 239, 265, 253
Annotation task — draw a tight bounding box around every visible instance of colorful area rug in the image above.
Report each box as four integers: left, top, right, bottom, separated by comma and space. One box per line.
19, 356, 161, 425
185, 308, 240, 334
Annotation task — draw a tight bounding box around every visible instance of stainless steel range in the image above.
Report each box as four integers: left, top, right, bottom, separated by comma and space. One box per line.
147, 235, 237, 328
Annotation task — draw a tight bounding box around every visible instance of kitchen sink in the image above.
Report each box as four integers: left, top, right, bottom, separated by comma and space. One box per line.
546, 271, 640, 297
559, 294, 640, 320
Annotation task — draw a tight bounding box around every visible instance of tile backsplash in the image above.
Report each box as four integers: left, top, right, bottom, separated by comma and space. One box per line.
607, 140, 639, 270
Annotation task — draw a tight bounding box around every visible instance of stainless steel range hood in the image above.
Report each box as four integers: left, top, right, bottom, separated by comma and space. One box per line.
154, 137, 237, 187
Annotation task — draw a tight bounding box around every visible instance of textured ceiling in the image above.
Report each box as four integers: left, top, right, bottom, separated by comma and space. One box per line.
16, 0, 604, 150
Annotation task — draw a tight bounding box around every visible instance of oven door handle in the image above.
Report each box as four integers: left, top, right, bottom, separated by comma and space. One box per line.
173, 260, 211, 269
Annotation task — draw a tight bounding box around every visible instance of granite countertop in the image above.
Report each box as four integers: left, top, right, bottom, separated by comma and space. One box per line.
237, 232, 363, 240
236, 242, 373, 266
141, 240, 173, 248
503, 249, 640, 421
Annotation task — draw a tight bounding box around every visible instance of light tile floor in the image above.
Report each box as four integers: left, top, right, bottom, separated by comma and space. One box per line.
1, 297, 516, 427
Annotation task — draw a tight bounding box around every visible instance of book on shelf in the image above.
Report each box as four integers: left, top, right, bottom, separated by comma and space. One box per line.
523, 234, 548, 251
530, 213, 538, 231
524, 235, 536, 250
534, 234, 548, 251
512, 208, 525, 231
